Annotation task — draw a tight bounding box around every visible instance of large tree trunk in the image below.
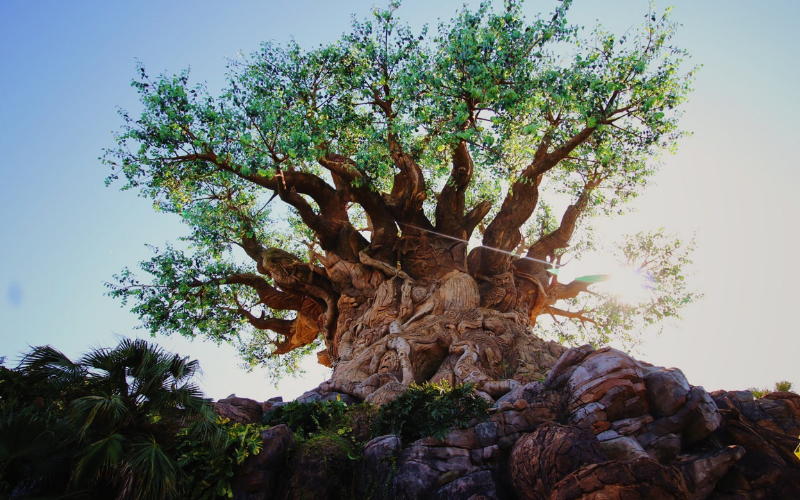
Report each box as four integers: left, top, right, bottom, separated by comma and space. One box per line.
294, 232, 567, 405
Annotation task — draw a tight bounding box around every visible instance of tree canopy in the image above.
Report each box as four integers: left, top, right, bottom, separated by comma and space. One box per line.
105, 0, 698, 382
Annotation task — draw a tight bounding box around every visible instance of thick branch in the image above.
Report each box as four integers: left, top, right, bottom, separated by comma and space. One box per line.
550, 277, 607, 302
526, 179, 598, 262
371, 92, 430, 232
478, 126, 596, 274
435, 140, 474, 237
190, 273, 310, 312
464, 200, 493, 240
547, 306, 597, 325
180, 150, 355, 252
319, 153, 399, 262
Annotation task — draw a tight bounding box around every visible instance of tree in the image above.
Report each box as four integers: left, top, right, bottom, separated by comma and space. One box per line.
105, 1, 698, 403
0, 340, 215, 499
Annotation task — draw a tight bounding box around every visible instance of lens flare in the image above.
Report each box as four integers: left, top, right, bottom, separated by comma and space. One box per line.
602, 268, 653, 303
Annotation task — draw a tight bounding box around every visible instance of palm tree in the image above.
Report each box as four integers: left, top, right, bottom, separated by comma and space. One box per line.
1, 339, 216, 500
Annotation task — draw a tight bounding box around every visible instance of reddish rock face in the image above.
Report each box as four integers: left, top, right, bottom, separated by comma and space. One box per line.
510, 424, 607, 500
549, 458, 690, 500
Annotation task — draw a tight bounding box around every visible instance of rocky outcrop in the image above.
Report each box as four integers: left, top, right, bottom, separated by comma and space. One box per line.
216, 396, 264, 424
232, 425, 294, 500
510, 424, 607, 500
228, 345, 800, 500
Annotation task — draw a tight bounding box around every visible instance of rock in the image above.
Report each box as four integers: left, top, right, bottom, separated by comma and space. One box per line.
610, 414, 653, 436
544, 344, 595, 390
644, 433, 681, 464
706, 411, 800, 499
509, 423, 607, 500
239, 425, 294, 474
566, 348, 647, 422
319, 391, 360, 405
502, 410, 532, 435
391, 445, 449, 500
597, 433, 649, 462
549, 458, 690, 500
295, 389, 323, 403
644, 367, 691, 418
496, 381, 545, 406
216, 396, 264, 424
282, 434, 354, 500
674, 445, 744, 500
232, 425, 294, 496
414, 427, 481, 449
513, 399, 528, 410
713, 389, 800, 438
429, 470, 499, 500
355, 435, 401, 500
474, 421, 503, 447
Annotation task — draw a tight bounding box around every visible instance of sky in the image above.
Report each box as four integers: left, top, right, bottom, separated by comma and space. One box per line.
0, 0, 798, 401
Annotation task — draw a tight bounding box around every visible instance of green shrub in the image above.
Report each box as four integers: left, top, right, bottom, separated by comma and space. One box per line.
749, 380, 795, 398
177, 417, 268, 500
264, 398, 350, 439
371, 382, 490, 443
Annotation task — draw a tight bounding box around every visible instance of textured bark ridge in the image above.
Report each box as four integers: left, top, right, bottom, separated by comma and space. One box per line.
304, 253, 568, 404
226, 346, 800, 500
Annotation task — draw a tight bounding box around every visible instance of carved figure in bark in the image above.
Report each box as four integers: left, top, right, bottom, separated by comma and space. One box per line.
479, 272, 518, 312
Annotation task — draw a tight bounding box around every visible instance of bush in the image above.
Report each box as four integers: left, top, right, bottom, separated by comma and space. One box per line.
371, 382, 490, 443
749, 380, 795, 398
263, 398, 350, 439
177, 417, 268, 500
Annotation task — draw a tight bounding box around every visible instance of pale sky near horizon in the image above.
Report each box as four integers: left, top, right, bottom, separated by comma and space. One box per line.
1, 0, 798, 401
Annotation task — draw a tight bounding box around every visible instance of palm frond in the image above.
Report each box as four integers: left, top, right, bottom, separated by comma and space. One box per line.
116, 435, 181, 500
72, 433, 125, 487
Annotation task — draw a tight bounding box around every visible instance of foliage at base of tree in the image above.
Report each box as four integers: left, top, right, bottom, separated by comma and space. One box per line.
263, 398, 352, 440
371, 382, 490, 443
177, 417, 268, 500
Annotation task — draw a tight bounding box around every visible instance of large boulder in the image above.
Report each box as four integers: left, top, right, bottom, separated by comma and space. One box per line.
216, 396, 264, 424
549, 458, 690, 500
509, 423, 607, 500
428, 470, 500, 500
354, 435, 402, 500
546, 346, 721, 462
232, 425, 294, 500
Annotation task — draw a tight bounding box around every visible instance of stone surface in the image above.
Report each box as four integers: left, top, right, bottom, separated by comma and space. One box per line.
550, 458, 690, 500
509, 423, 607, 500
705, 391, 800, 499
674, 446, 745, 500
216, 396, 264, 424
598, 434, 649, 462
236, 425, 294, 477
429, 471, 499, 500
231, 425, 294, 499
355, 435, 401, 500
281, 434, 354, 500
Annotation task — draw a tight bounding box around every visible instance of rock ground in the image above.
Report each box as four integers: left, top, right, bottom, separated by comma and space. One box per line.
226, 345, 800, 500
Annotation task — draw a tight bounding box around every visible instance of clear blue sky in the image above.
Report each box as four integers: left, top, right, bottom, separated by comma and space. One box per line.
1, 0, 798, 400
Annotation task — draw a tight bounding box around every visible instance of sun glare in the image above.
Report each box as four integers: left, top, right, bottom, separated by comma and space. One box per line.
602, 268, 653, 303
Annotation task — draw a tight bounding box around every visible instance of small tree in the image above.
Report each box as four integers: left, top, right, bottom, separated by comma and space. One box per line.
106, 1, 698, 401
